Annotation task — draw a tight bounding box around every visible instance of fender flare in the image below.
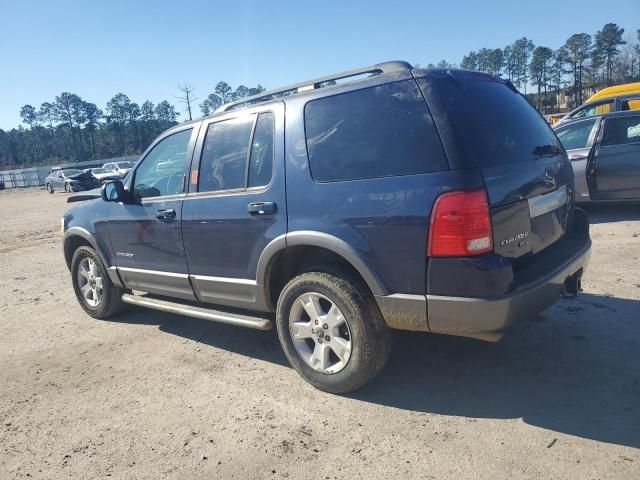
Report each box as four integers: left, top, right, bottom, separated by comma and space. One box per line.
63, 227, 124, 287
256, 231, 388, 299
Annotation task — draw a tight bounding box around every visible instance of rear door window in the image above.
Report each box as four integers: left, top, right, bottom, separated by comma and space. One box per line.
570, 100, 613, 119
248, 113, 274, 188
199, 117, 254, 192
304, 80, 448, 182
555, 119, 598, 150
417, 77, 562, 167
621, 98, 640, 112
601, 116, 640, 146
198, 112, 275, 192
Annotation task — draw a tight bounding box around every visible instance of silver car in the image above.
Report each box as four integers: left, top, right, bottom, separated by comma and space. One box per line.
554, 110, 640, 203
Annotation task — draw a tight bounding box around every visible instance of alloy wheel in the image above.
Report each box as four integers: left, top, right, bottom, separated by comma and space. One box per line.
288, 292, 352, 374
77, 257, 103, 307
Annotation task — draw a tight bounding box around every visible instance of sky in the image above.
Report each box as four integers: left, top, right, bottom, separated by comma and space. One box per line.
0, 0, 638, 129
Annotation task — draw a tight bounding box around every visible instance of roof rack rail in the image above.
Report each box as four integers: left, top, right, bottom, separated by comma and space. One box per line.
215, 60, 413, 113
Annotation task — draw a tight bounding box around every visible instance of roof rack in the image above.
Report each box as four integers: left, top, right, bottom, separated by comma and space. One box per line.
215, 60, 413, 113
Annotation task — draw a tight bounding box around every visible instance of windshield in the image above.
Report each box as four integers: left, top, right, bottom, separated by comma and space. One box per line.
62, 169, 81, 176
116, 162, 133, 168
91, 168, 107, 174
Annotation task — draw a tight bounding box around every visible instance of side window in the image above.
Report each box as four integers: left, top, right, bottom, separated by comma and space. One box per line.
133, 128, 192, 199
248, 113, 274, 187
621, 98, 640, 112
571, 101, 613, 119
555, 119, 597, 150
304, 80, 448, 182
199, 116, 254, 192
601, 116, 640, 147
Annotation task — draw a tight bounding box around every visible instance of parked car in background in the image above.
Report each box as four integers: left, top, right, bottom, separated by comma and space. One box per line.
62, 62, 591, 393
555, 82, 640, 126
45, 168, 101, 193
102, 161, 134, 176
554, 110, 640, 203
90, 168, 123, 183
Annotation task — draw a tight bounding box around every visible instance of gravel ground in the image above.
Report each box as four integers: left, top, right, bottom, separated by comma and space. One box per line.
0, 187, 639, 480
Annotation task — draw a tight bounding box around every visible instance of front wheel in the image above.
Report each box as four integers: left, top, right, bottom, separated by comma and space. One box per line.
70, 246, 125, 319
276, 271, 391, 394
46, 183, 53, 194
64, 182, 71, 193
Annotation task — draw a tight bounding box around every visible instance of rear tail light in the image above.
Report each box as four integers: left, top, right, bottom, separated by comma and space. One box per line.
427, 189, 493, 257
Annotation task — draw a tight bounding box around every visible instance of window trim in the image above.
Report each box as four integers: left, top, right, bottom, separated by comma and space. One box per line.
189, 109, 276, 197
128, 125, 197, 202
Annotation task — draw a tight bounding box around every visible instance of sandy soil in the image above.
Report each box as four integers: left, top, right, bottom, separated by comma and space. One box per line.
0, 186, 639, 479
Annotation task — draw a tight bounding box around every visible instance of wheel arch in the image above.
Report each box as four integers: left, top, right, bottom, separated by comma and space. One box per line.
257, 231, 388, 311
63, 227, 124, 288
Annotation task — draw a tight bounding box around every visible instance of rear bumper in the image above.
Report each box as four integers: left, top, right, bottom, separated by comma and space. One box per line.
376, 209, 591, 341
426, 237, 590, 341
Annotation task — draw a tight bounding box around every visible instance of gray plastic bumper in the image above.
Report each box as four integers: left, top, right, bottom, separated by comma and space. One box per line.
426, 238, 591, 341
376, 237, 591, 342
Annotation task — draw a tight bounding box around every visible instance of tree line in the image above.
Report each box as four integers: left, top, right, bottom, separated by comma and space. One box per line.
450, 23, 639, 113
2, 22, 638, 169
0, 81, 264, 169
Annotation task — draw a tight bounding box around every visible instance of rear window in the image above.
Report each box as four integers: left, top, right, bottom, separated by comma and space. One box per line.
304, 80, 448, 182
419, 77, 562, 167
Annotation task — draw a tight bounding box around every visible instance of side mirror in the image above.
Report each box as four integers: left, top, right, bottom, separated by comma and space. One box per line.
101, 180, 126, 202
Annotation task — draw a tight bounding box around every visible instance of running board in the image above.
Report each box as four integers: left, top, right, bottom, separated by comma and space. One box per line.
121, 293, 272, 330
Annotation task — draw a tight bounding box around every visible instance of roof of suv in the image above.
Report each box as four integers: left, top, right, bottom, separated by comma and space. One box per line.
159, 62, 510, 139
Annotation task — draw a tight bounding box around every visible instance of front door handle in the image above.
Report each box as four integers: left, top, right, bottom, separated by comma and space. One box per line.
247, 202, 276, 215
156, 208, 176, 221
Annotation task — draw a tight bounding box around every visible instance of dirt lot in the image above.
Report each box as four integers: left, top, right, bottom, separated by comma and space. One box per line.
0, 187, 638, 479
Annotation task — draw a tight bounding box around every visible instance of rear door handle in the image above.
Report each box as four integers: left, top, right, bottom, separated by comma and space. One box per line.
156, 208, 176, 221
247, 202, 276, 215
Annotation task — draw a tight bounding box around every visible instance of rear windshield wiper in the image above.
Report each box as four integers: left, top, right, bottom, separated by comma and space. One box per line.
532, 144, 562, 156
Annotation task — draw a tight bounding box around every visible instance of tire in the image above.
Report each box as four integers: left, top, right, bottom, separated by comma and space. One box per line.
70, 246, 125, 319
46, 183, 54, 194
276, 271, 391, 394
64, 182, 70, 193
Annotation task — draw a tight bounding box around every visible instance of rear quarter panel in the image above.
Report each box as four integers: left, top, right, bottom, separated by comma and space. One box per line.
283, 93, 483, 295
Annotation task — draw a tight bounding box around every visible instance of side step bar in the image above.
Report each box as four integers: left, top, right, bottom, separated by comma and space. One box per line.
121, 293, 273, 330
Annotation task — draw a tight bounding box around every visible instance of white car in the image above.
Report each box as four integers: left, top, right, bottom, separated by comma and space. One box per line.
89, 168, 123, 183
102, 161, 134, 176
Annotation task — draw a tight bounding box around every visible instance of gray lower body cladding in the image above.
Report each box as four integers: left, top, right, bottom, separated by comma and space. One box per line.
375, 219, 591, 342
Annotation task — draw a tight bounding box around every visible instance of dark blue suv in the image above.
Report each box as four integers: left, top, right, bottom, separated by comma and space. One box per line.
62, 61, 591, 393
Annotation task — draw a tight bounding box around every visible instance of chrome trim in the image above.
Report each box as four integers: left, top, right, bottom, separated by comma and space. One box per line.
117, 266, 189, 278
528, 186, 568, 218
121, 293, 272, 330
190, 274, 256, 285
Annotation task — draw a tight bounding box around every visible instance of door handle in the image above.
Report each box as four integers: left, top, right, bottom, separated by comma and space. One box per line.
156, 208, 176, 221
247, 202, 276, 215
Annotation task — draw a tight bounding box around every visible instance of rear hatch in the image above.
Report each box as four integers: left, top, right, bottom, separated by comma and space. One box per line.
416, 71, 574, 261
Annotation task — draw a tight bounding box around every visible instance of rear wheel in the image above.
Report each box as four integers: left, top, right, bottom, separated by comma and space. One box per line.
46, 183, 53, 194
276, 271, 391, 394
71, 246, 125, 319
64, 182, 71, 193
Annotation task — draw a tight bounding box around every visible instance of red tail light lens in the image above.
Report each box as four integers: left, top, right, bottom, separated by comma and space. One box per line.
427, 189, 493, 257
